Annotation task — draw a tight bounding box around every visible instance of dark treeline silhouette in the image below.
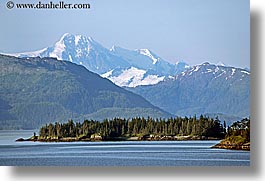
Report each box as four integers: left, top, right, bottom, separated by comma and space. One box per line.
39, 115, 225, 139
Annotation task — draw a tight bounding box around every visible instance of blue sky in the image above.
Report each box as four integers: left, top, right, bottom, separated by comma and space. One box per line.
0, 0, 249, 68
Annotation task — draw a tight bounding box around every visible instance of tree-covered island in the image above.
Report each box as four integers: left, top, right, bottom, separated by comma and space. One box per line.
212, 118, 250, 151
16, 116, 250, 151
17, 115, 226, 142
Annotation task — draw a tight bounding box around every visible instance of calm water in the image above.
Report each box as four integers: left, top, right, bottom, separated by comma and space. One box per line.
0, 130, 250, 166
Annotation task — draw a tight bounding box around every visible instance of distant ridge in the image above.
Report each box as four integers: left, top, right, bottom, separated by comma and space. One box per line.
128, 62, 250, 119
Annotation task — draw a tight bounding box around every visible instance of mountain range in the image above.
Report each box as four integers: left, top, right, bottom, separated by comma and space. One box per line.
1, 34, 250, 128
128, 62, 250, 124
10, 33, 189, 87
0, 54, 171, 129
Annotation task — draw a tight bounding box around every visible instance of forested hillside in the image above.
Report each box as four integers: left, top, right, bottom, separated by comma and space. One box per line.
0, 54, 170, 129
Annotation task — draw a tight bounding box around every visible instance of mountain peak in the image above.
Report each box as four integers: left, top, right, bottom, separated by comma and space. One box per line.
30, 33, 104, 61
60, 33, 95, 44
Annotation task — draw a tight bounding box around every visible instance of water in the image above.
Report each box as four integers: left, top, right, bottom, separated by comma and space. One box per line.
0, 130, 250, 166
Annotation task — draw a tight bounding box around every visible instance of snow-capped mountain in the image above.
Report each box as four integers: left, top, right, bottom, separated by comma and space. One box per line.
12, 33, 130, 74
107, 45, 189, 87
129, 62, 250, 118
109, 46, 186, 76
9, 33, 189, 87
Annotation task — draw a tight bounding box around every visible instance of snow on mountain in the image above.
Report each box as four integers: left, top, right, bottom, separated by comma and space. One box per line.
174, 62, 250, 82
101, 69, 114, 78
7, 48, 48, 58
102, 67, 165, 87
49, 33, 67, 60
240, 70, 250, 75
175, 61, 190, 71
110, 46, 189, 77
7, 33, 189, 87
107, 46, 190, 87
137, 49, 160, 64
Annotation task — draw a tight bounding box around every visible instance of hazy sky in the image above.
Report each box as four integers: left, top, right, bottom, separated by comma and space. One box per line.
0, 0, 249, 68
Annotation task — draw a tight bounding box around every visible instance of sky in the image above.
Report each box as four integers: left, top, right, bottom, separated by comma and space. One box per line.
0, 0, 249, 68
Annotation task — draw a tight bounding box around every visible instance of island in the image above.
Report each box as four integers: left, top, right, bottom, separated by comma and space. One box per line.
212, 118, 250, 151
16, 116, 250, 151
16, 115, 226, 142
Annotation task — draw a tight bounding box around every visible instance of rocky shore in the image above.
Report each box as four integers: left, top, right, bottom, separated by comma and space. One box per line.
16, 135, 221, 142
212, 140, 250, 151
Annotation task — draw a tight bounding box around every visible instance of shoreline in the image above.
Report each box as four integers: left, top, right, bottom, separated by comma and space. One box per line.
211, 140, 250, 151
16, 135, 221, 142
16, 135, 250, 151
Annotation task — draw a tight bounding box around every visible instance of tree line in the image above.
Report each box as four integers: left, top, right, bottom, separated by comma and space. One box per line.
39, 115, 226, 139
